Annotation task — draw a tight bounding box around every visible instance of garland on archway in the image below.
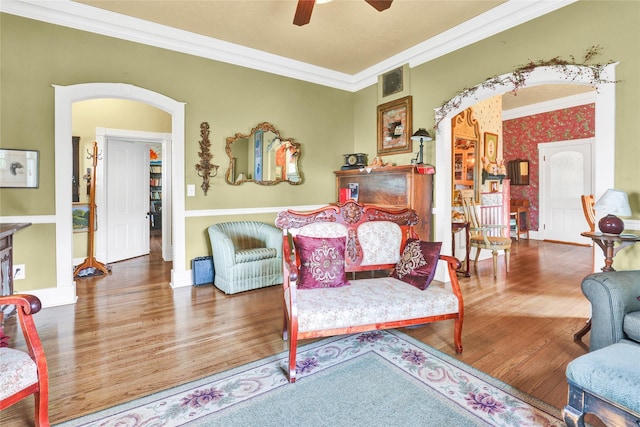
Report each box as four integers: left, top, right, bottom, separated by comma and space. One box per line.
434, 45, 617, 128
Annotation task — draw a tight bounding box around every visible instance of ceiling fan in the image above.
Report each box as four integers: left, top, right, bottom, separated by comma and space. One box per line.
293, 0, 393, 26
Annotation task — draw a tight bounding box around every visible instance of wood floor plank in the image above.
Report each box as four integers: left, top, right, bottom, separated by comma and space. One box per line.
1, 239, 599, 426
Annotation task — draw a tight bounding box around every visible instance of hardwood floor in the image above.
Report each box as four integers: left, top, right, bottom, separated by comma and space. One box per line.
2, 237, 599, 426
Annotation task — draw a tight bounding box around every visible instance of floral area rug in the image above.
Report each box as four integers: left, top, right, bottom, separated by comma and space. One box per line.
56, 330, 564, 426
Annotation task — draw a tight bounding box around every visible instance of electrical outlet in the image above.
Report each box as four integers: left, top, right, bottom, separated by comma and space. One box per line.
13, 264, 25, 280
187, 184, 196, 197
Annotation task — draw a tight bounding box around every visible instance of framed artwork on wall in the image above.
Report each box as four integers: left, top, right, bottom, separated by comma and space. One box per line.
377, 95, 412, 155
484, 132, 498, 163
72, 203, 90, 233
0, 149, 39, 188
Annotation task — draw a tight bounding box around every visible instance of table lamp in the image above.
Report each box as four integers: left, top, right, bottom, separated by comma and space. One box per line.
411, 128, 433, 165
594, 189, 631, 235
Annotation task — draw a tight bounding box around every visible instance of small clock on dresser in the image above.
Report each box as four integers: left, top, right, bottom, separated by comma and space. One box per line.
342, 153, 367, 170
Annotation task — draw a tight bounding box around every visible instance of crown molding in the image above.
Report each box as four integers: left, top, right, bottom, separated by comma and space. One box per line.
502, 91, 597, 120
1, 0, 577, 92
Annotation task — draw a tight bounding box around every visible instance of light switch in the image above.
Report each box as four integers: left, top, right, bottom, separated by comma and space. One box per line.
187, 184, 196, 196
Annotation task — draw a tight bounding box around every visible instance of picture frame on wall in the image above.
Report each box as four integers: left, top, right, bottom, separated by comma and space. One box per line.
484, 132, 498, 163
377, 95, 412, 155
0, 148, 39, 188
72, 203, 90, 233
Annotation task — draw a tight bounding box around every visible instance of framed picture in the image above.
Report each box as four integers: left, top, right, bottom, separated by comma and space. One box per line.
488, 180, 499, 193
377, 95, 412, 155
484, 132, 498, 163
0, 149, 39, 188
72, 203, 90, 233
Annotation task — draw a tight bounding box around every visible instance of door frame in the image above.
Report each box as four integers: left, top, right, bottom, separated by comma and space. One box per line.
95, 128, 172, 263
53, 83, 187, 307
538, 138, 594, 245
434, 64, 617, 278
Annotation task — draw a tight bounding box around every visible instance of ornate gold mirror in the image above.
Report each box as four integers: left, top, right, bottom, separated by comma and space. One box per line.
452, 108, 480, 205
225, 122, 302, 186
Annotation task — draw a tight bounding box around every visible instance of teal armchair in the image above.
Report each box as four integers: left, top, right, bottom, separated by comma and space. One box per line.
581, 270, 640, 351
207, 221, 283, 294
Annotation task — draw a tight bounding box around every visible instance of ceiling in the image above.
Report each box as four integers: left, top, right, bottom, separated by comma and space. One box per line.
73, 0, 506, 75
3, 0, 592, 107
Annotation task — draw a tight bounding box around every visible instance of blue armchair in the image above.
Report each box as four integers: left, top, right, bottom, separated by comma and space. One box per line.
207, 221, 283, 294
581, 270, 640, 351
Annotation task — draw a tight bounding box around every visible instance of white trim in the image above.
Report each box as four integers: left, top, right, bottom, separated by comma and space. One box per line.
53, 83, 186, 307
625, 219, 640, 231
434, 64, 617, 278
1, 0, 576, 92
0, 215, 56, 224
502, 91, 597, 120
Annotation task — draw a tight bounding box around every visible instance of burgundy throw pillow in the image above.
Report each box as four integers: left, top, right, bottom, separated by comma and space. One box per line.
391, 239, 442, 290
0, 326, 9, 347
295, 235, 350, 289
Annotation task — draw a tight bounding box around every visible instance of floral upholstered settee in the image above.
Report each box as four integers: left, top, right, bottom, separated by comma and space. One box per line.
207, 221, 283, 294
275, 201, 464, 382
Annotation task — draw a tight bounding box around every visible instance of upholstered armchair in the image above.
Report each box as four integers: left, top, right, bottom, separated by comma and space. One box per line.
0, 294, 49, 426
208, 221, 283, 294
581, 270, 640, 351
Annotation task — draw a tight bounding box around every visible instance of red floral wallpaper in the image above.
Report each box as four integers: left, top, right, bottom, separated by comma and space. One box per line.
502, 104, 595, 230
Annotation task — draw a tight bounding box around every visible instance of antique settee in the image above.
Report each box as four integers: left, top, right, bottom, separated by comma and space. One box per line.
275, 201, 464, 382
207, 221, 283, 294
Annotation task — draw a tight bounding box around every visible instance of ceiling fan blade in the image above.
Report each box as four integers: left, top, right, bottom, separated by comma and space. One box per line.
293, 0, 315, 26
365, 0, 393, 12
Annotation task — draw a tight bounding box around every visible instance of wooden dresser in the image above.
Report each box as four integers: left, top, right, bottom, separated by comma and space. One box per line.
335, 165, 433, 240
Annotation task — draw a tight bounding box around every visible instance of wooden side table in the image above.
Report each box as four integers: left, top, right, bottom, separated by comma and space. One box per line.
580, 231, 640, 272
1, 223, 31, 318
452, 221, 470, 277
574, 231, 640, 341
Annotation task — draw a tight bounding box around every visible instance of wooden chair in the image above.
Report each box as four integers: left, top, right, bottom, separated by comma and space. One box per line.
0, 294, 49, 427
581, 194, 596, 232
461, 190, 511, 277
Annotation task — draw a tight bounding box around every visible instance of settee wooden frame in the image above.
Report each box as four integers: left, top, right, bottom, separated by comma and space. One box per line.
275, 201, 464, 382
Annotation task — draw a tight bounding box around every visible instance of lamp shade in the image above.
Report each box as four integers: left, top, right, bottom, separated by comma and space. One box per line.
594, 189, 631, 234
411, 128, 432, 141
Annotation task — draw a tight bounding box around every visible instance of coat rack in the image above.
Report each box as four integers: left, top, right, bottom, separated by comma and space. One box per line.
74, 141, 110, 278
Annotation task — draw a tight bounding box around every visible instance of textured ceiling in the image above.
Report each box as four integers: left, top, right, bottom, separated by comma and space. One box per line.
74, 0, 504, 74
66, 1, 592, 106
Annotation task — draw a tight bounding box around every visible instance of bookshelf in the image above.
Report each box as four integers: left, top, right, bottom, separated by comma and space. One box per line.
150, 162, 162, 231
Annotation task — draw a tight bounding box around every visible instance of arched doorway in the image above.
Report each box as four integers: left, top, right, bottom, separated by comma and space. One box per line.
54, 83, 188, 306
433, 64, 617, 277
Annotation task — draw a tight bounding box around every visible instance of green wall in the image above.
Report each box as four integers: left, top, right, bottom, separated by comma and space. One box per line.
0, 13, 353, 291
2, 1, 639, 292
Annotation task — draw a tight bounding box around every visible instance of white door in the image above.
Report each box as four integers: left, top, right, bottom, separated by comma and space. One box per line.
106, 140, 150, 262
539, 139, 593, 245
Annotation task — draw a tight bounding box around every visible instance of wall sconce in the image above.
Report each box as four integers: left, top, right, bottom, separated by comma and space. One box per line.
195, 122, 219, 196
411, 128, 433, 165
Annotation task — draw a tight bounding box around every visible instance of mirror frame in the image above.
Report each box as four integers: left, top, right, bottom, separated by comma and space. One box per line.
451, 108, 480, 205
224, 122, 302, 186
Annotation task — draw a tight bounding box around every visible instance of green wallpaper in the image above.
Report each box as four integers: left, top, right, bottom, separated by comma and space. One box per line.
0, 13, 354, 290
2, 0, 640, 291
